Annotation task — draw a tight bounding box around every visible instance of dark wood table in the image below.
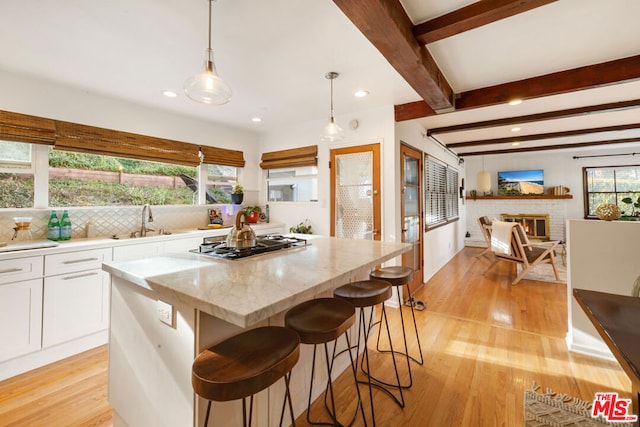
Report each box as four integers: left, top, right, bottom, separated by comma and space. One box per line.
573, 288, 640, 422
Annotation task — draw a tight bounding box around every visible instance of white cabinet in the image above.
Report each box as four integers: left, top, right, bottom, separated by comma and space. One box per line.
0, 278, 43, 362
0, 256, 44, 362
42, 248, 112, 347
113, 241, 162, 262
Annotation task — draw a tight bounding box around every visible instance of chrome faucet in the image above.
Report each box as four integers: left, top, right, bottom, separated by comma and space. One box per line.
140, 204, 154, 237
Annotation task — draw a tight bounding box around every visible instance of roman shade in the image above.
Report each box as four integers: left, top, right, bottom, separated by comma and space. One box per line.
54, 121, 201, 166
260, 145, 318, 169
0, 110, 56, 145
200, 145, 245, 167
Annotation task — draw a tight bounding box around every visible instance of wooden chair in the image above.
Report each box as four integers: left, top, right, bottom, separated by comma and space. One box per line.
484, 221, 560, 285
476, 216, 493, 259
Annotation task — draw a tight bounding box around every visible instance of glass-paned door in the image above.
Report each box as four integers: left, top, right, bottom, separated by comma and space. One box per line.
330, 144, 381, 240
401, 143, 423, 292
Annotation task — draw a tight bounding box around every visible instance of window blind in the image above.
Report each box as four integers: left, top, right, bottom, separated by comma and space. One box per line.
200, 145, 245, 167
260, 145, 318, 169
0, 110, 56, 145
54, 121, 201, 166
424, 155, 458, 229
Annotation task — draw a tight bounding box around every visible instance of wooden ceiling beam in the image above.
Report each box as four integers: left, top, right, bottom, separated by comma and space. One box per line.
332, 0, 454, 112
414, 0, 557, 45
458, 137, 640, 156
428, 99, 640, 135
447, 122, 640, 148
395, 55, 640, 121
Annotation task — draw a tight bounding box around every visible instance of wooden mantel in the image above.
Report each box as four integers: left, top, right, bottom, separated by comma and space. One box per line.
465, 195, 573, 200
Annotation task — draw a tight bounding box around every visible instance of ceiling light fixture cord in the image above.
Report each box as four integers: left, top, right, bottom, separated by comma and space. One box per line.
321, 71, 344, 142
183, 0, 231, 105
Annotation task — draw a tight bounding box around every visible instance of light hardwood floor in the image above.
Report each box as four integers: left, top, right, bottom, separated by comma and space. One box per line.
0, 247, 631, 426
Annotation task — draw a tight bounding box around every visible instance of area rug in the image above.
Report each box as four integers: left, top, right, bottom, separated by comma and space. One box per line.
524, 384, 634, 426
519, 254, 567, 283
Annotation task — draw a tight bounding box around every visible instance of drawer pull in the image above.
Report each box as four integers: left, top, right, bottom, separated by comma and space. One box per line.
62, 257, 100, 265
0, 267, 23, 274
62, 272, 99, 281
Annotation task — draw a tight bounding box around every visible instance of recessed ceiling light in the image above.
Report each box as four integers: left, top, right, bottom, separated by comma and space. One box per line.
251, 117, 262, 123
354, 90, 369, 98
512, 142, 521, 146
162, 90, 178, 98
511, 127, 521, 132
508, 99, 523, 106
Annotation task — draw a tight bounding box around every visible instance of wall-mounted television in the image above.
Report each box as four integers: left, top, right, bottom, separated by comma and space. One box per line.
497, 169, 544, 195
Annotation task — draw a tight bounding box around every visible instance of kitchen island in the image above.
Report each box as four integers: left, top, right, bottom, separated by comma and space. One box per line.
103, 235, 410, 427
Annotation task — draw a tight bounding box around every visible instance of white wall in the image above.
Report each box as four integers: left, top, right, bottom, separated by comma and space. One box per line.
567, 219, 640, 360
464, 144, 640, 242
259, 105, 396, 237
0, 69, 263, 196
395, 120, 466, 282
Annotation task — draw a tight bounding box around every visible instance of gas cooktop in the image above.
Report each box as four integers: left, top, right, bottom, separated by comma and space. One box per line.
192, 235, 308, 260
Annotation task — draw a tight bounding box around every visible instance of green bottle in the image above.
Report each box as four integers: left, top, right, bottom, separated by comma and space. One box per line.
59, 210, 72, 241
47, 211, 60, 241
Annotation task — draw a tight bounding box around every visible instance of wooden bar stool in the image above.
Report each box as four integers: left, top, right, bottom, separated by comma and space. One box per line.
369, 266, 424, 389
334, 279, 404, 426
192, 326, 300, 427
284, 298, 366, 427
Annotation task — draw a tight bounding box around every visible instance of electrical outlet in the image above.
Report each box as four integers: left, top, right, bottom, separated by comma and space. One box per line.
157, 300, 173, 327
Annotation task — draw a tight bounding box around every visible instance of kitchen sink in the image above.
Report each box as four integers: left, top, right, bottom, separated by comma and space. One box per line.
110, 230, 185, 240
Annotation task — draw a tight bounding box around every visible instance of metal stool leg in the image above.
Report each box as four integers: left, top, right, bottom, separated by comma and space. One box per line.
405, 286, 424, 366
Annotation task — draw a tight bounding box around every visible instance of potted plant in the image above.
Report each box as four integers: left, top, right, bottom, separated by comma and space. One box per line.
231, 183, 244, 204
243, 205, 262, 223
289, 219, 313, 234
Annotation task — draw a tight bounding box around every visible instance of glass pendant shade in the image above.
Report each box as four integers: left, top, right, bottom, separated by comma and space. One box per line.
184, 49, 231, 105
477, 171, 491, 193
321, 117, 344, 142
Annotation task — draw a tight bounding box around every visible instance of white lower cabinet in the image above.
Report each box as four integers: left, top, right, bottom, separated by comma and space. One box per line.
42, 269, 110, 347
0, 278, 43, 362
42, 248, 112, 347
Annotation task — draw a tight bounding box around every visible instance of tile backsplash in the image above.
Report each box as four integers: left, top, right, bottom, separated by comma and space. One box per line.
0, 204, 245, 242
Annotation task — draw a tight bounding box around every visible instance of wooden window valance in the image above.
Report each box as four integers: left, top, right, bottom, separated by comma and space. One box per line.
54, 121, 201, 166
200, 145, 245, 167
260, 145, 318, 169
0, 110, 56, 145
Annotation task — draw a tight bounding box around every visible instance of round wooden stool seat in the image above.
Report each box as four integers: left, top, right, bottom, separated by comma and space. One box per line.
192, 326, 300, 403
285, 297, 355, 345
369, 266, 414, 287
333, 279, 392, 308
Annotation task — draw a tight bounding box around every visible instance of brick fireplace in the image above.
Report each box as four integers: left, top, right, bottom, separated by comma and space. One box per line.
465, 198, 567, 247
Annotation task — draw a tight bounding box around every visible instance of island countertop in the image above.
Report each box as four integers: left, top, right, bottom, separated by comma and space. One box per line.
103, 235, 411, 327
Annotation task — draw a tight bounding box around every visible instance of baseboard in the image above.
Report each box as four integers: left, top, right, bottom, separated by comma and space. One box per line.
0, 330, 108, 381
566, 329, 616, 362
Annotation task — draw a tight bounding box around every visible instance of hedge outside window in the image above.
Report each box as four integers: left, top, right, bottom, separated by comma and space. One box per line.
583, 165, 640, 218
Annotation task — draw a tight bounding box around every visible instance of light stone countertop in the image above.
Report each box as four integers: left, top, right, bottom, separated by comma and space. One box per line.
103, 235, 411, 328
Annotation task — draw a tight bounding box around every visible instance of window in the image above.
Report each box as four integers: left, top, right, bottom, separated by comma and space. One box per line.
584, 165, 640, 217
267, 166, 318, 202
424, 155, 459, 229
204, 164, 238, 204
0, 140, 34, 208
261, 145, 318, 202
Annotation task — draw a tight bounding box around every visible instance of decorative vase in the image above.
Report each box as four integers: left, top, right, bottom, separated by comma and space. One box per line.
231, 193, 243, 205
596, 203, 621, 221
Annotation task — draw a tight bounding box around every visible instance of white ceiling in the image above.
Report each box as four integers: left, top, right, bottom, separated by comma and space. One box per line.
2, 0, 640, 155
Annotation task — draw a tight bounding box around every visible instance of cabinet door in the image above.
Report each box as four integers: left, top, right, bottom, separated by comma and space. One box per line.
0, 279, 43, 362
42, 269, 110, 347
113, 241, 163, 261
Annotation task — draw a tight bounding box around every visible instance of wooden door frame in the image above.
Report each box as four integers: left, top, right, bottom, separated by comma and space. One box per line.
400, 143, 424, 292
329, 143, 381, 240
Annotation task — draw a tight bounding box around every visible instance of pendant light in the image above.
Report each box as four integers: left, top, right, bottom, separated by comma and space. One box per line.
321, 72, 344, 142
477, 156, 491, 195
184, 0, 231, 105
